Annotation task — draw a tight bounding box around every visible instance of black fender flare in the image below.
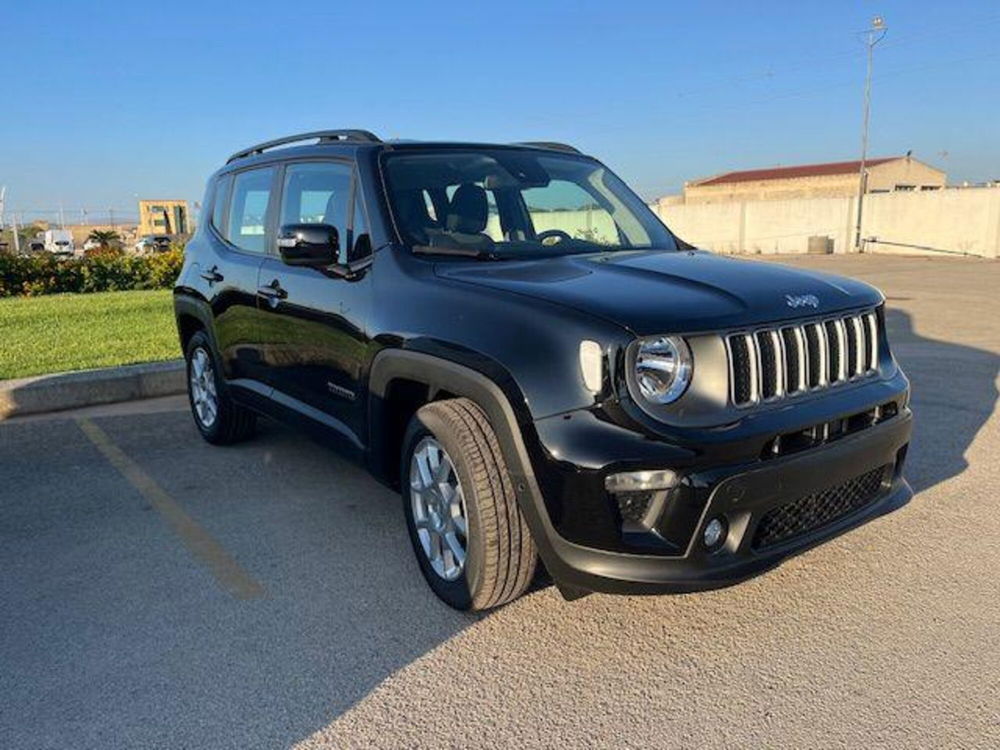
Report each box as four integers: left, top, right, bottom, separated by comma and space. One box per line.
367, 349, 580, 588
173, 291, 219, 353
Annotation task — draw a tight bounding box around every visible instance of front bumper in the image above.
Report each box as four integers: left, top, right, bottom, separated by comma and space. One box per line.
524, 406, 912, 596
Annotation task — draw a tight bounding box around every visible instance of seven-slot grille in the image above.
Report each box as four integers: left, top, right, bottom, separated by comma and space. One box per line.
726, 310, 879, 407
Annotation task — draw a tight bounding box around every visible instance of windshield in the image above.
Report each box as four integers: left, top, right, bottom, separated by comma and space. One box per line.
382, 149, 676, 258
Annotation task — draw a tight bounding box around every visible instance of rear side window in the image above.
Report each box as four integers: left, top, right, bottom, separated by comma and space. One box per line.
226, 167, 275, 253
211, 175, 232, 234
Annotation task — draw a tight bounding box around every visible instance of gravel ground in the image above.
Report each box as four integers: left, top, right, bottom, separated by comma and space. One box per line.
1, 254, 997, 749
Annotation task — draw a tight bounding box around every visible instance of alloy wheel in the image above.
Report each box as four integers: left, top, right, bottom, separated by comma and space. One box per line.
409, 437, 469, 581
189, 348, 219, 428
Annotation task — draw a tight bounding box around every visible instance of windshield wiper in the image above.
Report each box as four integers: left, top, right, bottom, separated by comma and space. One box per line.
412, 244, 497, 260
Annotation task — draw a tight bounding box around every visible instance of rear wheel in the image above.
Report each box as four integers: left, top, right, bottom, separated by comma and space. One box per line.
185, 331, 256, 445
401, 398, 536, 611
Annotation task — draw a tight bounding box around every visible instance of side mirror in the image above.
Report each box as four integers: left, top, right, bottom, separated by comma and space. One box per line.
277, 223, 339, 266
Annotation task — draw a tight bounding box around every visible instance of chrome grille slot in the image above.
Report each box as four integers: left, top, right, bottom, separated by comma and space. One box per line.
726, 309, 880, 408
780, 327, 807, 394
844, 316, 860, 376
863, 312, 879, 371
824, 319, 845, 383
804, 323, 826, 387
755, 330, 782, 400
727, 334, 756, 406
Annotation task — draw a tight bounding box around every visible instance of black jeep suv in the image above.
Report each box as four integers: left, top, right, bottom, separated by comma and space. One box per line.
174, 130, 912, 610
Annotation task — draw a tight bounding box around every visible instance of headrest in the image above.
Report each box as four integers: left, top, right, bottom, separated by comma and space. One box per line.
446, 184, 488, 234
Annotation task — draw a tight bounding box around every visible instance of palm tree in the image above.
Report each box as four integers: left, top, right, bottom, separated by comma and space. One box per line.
86, 229, 121, 249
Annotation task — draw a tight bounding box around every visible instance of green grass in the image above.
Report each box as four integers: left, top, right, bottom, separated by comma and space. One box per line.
0, 290, 179, 380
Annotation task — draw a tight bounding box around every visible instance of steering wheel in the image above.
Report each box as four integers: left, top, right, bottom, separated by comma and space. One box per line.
536, 229, 573, 246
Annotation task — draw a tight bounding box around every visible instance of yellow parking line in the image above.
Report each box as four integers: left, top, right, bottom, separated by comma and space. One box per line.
77, 417, 265, 600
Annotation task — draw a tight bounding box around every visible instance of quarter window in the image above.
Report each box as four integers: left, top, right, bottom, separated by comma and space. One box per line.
226, 167, 275, 253
211, 175, 232, 234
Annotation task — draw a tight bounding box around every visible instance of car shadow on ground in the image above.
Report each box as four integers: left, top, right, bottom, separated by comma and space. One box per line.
140, 414, 486, 748
883, 308, 998, 494
0, 409, 486, 749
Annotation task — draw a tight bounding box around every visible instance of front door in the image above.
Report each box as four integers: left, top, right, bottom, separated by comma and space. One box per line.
257, 160, 372, 444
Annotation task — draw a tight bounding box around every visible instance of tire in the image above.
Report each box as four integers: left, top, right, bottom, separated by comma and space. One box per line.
401, 398, 537, 611
185, 330, 256, 445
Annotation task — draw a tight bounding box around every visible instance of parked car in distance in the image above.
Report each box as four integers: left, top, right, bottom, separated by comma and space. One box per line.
174, 130, 913, 611
43, 229, 74, 256
133, 234, 172, 254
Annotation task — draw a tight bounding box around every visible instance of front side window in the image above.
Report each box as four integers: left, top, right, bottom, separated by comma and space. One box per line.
349, 193, 371, 261
226, 167, 275, 253
280, 162, 352, 260
382, 149, 675, 258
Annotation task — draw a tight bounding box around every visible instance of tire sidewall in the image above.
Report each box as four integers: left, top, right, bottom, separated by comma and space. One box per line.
401, 409, 487, 610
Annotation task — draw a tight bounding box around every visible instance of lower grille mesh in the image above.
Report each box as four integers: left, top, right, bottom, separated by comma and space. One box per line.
752, 465, 888, 549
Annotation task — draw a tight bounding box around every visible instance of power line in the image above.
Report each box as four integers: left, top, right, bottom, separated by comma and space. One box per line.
668, 13, 1000, 104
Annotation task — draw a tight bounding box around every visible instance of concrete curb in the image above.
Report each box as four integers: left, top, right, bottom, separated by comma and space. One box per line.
0, 360, 186, 420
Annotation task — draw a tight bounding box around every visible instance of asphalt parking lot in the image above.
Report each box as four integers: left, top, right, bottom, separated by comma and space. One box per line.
2, 254, 998, 749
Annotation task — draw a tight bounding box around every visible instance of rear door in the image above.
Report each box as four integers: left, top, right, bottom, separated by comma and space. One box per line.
256, 160, 373, 445
204, 166, 276, 387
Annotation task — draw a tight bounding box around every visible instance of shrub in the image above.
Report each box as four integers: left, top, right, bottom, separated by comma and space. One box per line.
146, 248, 186, 288
0, 247, 185, 298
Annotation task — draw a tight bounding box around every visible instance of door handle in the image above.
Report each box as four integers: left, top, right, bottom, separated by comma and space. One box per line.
257, 279, 288, 306
200, 266, 224, 284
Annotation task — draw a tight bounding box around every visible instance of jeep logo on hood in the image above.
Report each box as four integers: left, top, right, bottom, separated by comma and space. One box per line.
785, 293, 820, 309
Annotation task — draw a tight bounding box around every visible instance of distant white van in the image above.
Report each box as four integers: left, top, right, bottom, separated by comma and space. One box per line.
44, 229, 75, 256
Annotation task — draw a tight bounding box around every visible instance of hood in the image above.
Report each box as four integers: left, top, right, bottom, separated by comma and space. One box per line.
434, 249, 883, 336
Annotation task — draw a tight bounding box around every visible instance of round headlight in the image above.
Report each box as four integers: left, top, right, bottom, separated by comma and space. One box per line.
635, 336, 693, 404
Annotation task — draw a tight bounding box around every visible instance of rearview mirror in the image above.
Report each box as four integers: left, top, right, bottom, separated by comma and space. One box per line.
277, 223, 338, 266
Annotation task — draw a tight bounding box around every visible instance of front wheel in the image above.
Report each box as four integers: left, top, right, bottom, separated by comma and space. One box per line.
401, 398, 537, 611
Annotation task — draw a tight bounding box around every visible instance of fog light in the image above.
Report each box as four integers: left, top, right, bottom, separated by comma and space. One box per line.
703, 517, 726, 549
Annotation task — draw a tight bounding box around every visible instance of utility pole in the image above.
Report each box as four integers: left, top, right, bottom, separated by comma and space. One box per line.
854, 15, 888, 252
0, 186, 6, 231
11, 213, 20, 255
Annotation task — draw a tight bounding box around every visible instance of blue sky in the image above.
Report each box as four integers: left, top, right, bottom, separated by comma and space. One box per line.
2, 0, 997, 224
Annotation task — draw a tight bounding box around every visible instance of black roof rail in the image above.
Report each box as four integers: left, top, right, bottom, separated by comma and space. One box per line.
226, 129, 382, 164
514, 141, 582, 154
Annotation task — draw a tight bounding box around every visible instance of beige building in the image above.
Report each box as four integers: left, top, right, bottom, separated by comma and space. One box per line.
681, 155, 946, 204
138, 199, 189, 236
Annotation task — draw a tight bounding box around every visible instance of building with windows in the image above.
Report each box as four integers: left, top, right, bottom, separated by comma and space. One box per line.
681, 155, 946, 204
138, 199, 189, 236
